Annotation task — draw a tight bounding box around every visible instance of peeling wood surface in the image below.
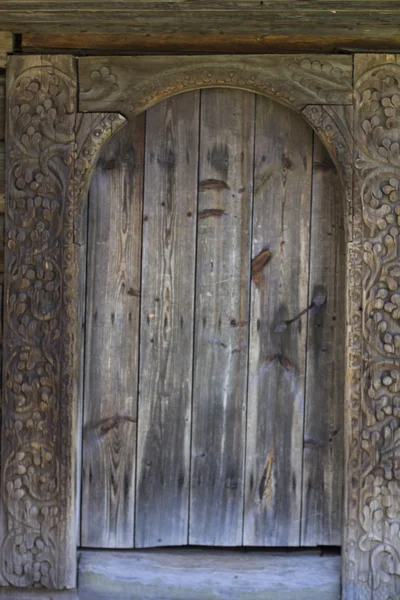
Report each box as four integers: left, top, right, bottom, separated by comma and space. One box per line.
135, 92, 200, 547
81, 117, 145, 547
189, 89, 254, 546
244, 96, 313, 546
301, 137, 345, 546
78, 549, 341, 600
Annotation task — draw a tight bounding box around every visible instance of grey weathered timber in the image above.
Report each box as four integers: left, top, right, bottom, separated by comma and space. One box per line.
135, 92, 200, 547
78, 549, 341, 600
0, 590, 78, 600
81, 117, 144, 548
244, 96, 313, 546
300, 136, 345, 546
78, 55, 352, 116
0, 141, 4, 213
0, 32, 12, 68
0, 73, 4, 140
0, 2, 399, 48
189, 89, 254, 546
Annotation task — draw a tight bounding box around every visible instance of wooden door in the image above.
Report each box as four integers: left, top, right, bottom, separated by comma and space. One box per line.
80, 89, 345, 549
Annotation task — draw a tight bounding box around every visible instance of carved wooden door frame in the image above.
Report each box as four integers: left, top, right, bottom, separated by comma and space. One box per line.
2, 52, 400, 599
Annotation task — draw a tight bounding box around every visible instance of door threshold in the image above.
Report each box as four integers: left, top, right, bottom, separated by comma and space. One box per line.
77, 547, 341, 599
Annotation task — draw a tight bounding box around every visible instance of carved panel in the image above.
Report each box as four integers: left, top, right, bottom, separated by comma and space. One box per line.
78, 54, 353, 115
347, 55, 400, 599
2, 55, 125, 589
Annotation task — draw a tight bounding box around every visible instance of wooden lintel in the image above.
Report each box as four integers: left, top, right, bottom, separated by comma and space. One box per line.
21, 32, 400, 55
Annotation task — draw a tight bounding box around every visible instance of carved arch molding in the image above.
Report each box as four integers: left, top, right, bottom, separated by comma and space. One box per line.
2, 52, 400, 599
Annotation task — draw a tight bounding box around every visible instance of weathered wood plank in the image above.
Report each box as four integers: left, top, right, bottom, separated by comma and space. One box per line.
189, 89, 254, 546
300, 136, 345, 546
1, 2, 400, 42
79, 55, 353, 116
0, 32, 12, 68
0, 73, 4, 140
135, 92, 200, 547
244, 96, 313, 546
0, 141, 4, 213
21, 32, 400, 54
81, 117, 145, 548
78, 549, 341, 600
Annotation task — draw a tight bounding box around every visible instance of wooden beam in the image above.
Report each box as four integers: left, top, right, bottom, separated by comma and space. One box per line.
21, 32, 400, 54
0, 3, 399, 38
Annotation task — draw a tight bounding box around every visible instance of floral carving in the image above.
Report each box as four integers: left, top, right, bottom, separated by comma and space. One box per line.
353, 59, 400, 597
79, 55, 353, 114
3, 57, 125, 589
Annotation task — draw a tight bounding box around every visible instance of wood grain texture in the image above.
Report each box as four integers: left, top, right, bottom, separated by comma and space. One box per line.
0, 74, 4, 140
21, 32, 400, 54
0, 32, 12, 68
189, 89, 254, 546
0, 141, 4, 213
300, 136, 345, 546
244, 96, 313, 546
78, 548, 341, 600
78, 55, 353, 117
1, 2, 400, 41
135, 92, 200, 548
81, 117, 145, 548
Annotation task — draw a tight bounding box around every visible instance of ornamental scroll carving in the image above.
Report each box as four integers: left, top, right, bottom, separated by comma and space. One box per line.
2, 56, 125, 589
79, 54, 353, 115
351, 60, 400, 597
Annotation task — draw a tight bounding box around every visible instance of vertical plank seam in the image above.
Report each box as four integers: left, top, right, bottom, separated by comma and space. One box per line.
241, 92, 257, 546
78, 121, 92, 549
299, 128, 315, 547
187, 89, 202, 545
133, 111, 147, 548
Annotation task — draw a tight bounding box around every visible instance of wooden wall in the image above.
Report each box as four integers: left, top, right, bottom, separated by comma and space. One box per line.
81, 89, 345, 550
0, 70, 5, 283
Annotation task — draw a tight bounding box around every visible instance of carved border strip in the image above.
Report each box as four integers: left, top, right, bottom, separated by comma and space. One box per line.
2, 55, 125, 589
78, 54, 353, 115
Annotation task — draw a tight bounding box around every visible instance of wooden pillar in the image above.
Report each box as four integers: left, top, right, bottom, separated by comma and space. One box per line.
342, 54, 400, 600
1, 55, 125, 589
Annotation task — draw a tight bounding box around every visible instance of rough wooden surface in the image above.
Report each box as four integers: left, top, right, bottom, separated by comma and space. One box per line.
0, 590, 78, 599
244, 96, 313, 546
0, 141, 4, 214
189, 89, 254, 546
0, 73, 4, 140
81, 117, 144, 548
135, 92, 200, 548
81, 89, 346, 550
0, 1, 398, 44
21, 32, 400, 54
0, 32, 12, 68
78, 549, 341, 600
301, 137, 345, 546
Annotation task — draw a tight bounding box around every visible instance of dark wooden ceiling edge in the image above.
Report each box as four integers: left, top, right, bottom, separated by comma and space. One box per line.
18, 33, 400, 55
